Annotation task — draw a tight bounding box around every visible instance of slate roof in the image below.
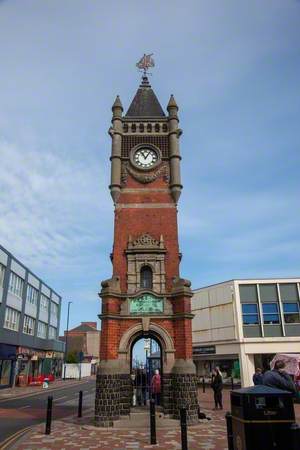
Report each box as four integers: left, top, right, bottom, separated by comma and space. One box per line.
125, 76, 165, 118
69, 323, 98, 333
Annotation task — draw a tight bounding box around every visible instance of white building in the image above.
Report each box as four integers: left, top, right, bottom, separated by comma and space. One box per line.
192, 278, 300, 387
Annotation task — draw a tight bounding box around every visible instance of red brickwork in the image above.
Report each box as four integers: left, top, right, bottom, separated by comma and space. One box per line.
100, 114, 192, 367
100, 319, 120, 360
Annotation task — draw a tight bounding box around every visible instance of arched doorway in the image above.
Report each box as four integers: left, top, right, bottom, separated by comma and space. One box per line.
130, 335, 162, 407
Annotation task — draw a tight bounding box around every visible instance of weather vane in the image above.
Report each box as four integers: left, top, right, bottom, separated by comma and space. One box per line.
136, 53, 155, 76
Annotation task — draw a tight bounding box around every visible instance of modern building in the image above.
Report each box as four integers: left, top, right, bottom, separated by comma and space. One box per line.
0, 245, 65, 388
192, 278, 300, 387
60, 321, 100, 366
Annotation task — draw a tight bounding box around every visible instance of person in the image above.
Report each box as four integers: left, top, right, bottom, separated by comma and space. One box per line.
253, 368, 264, 385
130, 372, 137, 406
151, 369, 161, 405
136, 368, 147, 406
263, 360, 296, 394
211, 367, 223, 410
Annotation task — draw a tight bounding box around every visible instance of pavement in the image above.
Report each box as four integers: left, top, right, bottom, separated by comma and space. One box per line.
6, 387, 300, 449
8, 387, 297, 450
0, 377, 95, 401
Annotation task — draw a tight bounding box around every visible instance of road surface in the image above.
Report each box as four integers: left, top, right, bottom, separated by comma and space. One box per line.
0, 378, 95, 446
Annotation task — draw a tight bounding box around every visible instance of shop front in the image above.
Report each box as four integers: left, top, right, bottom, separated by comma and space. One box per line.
16, 347, 64, 385
193, 345, 240, 382
0, 343, 16, 388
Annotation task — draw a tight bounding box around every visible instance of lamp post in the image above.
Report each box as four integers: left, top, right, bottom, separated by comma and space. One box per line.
63, 301, 72, 380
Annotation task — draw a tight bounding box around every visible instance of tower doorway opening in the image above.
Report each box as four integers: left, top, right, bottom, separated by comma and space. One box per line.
131, 335, 162, 408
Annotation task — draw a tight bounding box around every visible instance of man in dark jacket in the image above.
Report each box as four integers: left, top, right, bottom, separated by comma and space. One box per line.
211, 368, 223, 409
263, 360, 296, 394
253, 368, 264, 385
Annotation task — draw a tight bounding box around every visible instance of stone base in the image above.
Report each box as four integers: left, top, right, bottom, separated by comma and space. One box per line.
95, 373, 120, 427
119, 374, 132, 416
95, 370, 198, 426
171, 373, 199, 425
162, 373, 173, 415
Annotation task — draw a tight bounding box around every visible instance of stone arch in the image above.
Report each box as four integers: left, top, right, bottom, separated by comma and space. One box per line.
118, 321, 175, 373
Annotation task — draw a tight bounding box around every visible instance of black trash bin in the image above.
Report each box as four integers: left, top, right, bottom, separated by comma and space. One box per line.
230, 385, 296, 450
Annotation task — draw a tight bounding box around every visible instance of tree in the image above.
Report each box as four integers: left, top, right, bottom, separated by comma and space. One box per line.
66, 351, 79, 363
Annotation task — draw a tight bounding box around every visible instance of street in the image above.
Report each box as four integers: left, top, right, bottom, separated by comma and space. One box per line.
0, 378, 95, 446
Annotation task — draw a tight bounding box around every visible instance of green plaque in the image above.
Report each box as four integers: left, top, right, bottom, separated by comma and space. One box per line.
130, 294, 163, 314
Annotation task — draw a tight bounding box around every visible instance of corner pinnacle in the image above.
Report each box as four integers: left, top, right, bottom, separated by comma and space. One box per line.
112, 95, 123, 111
167, 94, 178, 111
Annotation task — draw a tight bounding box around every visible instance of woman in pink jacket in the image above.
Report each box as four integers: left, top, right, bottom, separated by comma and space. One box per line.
151, 369, 161, 405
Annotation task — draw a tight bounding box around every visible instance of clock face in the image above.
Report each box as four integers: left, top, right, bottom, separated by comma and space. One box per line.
133, 147, 159, 169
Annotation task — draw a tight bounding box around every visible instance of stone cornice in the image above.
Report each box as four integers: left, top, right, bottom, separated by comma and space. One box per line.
172, 312, 195, 320
98, 312, 194, 320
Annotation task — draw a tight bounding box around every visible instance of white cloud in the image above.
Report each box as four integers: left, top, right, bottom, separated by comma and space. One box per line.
0, 137, 112, 273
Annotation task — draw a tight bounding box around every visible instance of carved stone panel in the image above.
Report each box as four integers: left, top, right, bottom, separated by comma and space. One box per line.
126, 233, 166, 295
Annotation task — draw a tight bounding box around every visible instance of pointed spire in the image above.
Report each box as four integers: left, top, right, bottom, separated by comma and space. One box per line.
112, 95, 123, 111
125, 76, 165, 118
167, 94, 178, 111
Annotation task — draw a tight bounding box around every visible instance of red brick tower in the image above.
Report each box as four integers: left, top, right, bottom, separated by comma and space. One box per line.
95, 74, 198, 426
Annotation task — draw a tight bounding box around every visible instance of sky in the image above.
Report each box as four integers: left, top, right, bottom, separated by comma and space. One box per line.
0, 0, 299, 335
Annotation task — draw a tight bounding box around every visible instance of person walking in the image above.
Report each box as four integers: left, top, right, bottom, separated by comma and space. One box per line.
253, 368, 264, 385
263, 360, 296, 394
211, 367, 223, 410
151, 369, 161, 405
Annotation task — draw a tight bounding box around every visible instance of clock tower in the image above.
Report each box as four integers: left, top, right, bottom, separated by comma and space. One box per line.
95, 71, 198, 426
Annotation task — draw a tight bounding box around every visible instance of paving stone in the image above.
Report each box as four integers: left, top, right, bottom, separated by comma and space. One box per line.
13, 388, 300, 450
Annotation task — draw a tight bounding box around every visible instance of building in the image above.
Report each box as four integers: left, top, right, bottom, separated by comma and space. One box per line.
192, 278, 300, 387
0, 245, 64, 388
60, 321, 100, 365
95, 66, 198, 426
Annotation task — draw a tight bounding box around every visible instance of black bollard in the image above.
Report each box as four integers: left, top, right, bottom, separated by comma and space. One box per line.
150, 399, 157, 445
45, 395, 53, 435
231, 377, 234, 391
180, 407, 188, 450
78, 390, 83, 418
202, 377, 205, 393
225, 411, 234, 450
290, 423, 300, 450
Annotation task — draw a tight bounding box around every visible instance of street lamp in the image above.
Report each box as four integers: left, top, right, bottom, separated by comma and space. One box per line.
63, 301, 72, 380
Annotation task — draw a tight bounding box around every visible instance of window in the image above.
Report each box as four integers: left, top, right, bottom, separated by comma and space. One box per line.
40, 294, 49, 313
262, 303, 280, 324
8, 272, 24, 298
50, 301, 58, 318
23, 315, 35, 335
283, 303, 300, 324
147, 123, 152, 132
139, 123, 144, 132
140, 266, 153, 289
26, 284, 38, 306
49, 326, 57, 340
0, 263, 5, 287
4, 307, 20, 331
37, 321, 47, 338
131, 124, 136, 133
242, 304, 259, 325
154, 123, 160, 132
